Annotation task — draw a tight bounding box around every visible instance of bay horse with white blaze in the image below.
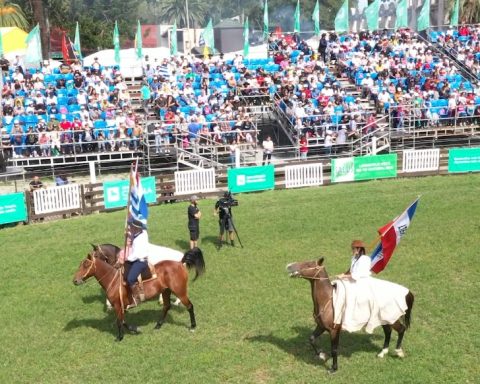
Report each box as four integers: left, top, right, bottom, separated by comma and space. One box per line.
73, 247, 205, 341
286, 258, 414, 373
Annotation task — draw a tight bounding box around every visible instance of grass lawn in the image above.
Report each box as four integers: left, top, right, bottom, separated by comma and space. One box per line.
1, 174, 479, 383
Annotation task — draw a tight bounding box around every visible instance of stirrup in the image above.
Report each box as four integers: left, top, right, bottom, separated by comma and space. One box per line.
126, 297, 139, 310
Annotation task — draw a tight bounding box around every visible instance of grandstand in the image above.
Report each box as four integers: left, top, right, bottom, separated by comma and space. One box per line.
1, 25, 480, 180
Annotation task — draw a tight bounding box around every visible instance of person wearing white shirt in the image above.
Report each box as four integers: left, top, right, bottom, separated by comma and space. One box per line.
118, 219, 149, 309
338, 240, 371, 281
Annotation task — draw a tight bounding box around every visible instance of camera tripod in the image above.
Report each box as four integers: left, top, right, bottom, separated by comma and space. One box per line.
219, 212, 243, 248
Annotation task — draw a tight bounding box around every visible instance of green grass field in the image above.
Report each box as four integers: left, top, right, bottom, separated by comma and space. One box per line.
1, 174, 479, 384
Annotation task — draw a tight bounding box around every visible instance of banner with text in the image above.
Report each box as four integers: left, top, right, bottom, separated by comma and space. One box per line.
103, 176, 157, 209
332, 154, 397, 183
448, 147, 480, 173
227, 165, 275, 193
0, 193, 27, 224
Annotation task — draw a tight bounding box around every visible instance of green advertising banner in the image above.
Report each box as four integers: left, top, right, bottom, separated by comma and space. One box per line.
448, 147, 480, 173
227, 165, 275, 193
103, 177, 157, 209
0, 192, 27, 224
354, 153, 397, 181
332, 154, 397, 183
331, 157, 355, 183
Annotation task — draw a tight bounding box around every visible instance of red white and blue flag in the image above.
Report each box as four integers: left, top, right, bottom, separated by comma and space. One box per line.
370, 198, 420, 273
129, 162, 148, 227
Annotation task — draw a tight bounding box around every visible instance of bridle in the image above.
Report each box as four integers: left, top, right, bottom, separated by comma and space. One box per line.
296, 265, 335, 326
80, 257, 121, 294
296, 265, 331, 281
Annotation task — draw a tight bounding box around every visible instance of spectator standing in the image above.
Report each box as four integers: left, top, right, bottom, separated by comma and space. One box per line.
318, 33, 328, 62
140, 82, 151, 115
299, 135, 308, 159
262, 135, 274, 165
187, 195, 201, 249
29, 175, 44, 191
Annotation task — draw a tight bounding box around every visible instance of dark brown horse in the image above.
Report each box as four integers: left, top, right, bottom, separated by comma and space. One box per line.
73, 248, 205, 341
286, 258, 414, 373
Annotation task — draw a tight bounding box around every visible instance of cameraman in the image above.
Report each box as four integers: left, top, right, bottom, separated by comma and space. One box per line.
214, 192, 236, 248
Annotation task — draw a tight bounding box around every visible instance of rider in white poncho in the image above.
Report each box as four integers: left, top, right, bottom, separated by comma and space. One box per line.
335, 240, 409, 333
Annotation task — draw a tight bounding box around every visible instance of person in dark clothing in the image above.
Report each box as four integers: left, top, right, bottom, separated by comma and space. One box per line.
318, 33, 328, 62
187, 195, 201, 249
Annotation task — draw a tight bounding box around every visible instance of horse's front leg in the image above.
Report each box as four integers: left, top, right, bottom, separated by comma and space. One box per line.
113, 305, 125, 341
309, 324, 326, 359
328, 329, 341, 373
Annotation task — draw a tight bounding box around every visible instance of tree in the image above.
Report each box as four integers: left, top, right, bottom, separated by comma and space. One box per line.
156, 0, 207, 29
460, 0, 480, 24
30, 0, 49, 60
0, 0, 29, 30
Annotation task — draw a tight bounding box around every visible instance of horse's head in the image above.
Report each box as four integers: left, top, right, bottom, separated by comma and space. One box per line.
89, 243, 118, 265
73, 254, 96, 285
286, 258, 328, 280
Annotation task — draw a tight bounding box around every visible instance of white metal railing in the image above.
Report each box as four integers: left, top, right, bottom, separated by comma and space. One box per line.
402, 149, 440, 172
33, 184, 81, 214
174, 168, 217, 195
285, 163, 324, 189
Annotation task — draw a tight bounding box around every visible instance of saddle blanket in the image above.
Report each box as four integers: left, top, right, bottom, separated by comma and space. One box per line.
147, 244, 184, 265
332, 277, 409, 334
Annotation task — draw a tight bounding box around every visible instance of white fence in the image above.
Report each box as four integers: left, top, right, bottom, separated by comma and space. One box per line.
33, 184, 81, 214
174, 168, 217, 195
402, 149, 440, 172
285, 163, 324, 189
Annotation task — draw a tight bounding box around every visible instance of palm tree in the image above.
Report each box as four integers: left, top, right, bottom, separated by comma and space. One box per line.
157, 0, 208, 29
460, 0, 480, 23
30, 0, 48, 60
0, 0, 29, 29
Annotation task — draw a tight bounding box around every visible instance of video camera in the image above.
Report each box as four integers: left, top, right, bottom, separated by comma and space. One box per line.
219, 191, 238, 209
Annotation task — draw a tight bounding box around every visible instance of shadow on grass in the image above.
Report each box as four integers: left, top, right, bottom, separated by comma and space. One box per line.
64, 306, 191, 338
201, 235, 220, 248
245, 326, 382, 366
81, 293, 104, 305
174, 239, 190, 250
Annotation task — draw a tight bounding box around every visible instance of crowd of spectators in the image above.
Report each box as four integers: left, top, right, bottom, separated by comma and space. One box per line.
431, 25, 480, 79
0, 56, 144, 159
2, 25, 480, 162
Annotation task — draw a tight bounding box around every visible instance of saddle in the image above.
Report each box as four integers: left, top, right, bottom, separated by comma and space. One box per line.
122, 262, 157, 300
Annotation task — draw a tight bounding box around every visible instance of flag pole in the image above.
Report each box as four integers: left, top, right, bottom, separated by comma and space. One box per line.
123, 159, 138, 255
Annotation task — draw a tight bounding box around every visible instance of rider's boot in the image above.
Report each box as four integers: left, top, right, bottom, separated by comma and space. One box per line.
126, 283, 142, 310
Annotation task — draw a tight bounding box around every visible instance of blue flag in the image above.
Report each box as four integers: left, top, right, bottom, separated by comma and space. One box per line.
129, 165, 148, 227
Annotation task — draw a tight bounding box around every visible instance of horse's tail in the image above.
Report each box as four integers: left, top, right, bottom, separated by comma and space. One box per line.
404, 291, 414, 330
182, 247, 206, 281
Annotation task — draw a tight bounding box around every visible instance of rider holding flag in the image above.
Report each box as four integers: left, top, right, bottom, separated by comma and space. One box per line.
118, 219, 149, 309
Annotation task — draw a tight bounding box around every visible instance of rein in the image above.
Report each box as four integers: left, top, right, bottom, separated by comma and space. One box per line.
297, 266, 336, 329
297, 266, 332, 281
82, 258, 120, 291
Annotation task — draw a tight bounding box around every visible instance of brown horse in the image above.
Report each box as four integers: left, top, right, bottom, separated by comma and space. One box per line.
286, 258, 414, 373
73, 248, 205, 341
89, 244, 202, 308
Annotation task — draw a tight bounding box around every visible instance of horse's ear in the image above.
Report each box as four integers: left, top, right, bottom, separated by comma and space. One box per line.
317, 257, 324, 266
90, 243, 98, 250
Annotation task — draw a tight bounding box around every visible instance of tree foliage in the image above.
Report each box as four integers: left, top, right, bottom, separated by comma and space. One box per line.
0, 0, 29, 29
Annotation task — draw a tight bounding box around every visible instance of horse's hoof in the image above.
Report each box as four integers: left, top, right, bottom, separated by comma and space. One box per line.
154, 323, 163, 330
327, 367, 337, 374
318, 352, 327, 361
377, 348, 389, 358
189, 327, 196, 333
116, 336, 124, 342
395, 348, 405, 358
